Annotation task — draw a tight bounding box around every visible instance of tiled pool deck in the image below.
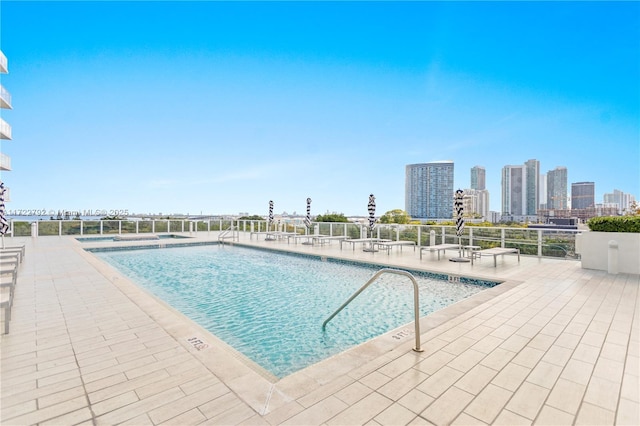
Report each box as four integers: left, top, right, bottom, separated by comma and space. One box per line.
1, 233, 638, 425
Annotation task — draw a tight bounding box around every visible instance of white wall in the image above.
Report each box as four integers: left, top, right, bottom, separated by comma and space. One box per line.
576, 232, 640, 275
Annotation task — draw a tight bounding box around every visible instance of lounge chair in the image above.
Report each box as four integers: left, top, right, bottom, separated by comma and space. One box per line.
419, 243, 460, 260
0, 245, 25, 263
472, 247, 520, 267
312, 235, 351, 246
376, 240, 416, 255
249, 231, 268, 240
0, 263, 18, 334
266, 231, 297, 241
287, 234, 325, 244
340, 238, 391, 251
0, 252, 21, 265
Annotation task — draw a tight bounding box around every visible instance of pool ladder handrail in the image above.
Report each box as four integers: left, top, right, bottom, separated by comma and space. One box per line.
322, 268, 424, 352
218, 222, 239, 242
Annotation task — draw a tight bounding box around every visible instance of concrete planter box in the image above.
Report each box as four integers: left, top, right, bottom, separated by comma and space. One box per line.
575, 231, 640, 275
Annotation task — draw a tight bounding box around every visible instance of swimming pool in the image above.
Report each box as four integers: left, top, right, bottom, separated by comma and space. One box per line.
77, 234, 191, 242
93, 244, 498, 378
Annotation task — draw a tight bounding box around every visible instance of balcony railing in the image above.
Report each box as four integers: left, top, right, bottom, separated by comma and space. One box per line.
0, 84, 12, 109
0, 152, 11, 171
0, 117, 11, 140
0, 50, 7, 74
5, 219, 581, 260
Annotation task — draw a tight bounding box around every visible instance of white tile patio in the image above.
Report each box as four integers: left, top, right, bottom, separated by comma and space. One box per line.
1, 232, 638, 425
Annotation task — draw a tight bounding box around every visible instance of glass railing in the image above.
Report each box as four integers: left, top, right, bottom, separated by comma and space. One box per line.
0, 85, 11, 108
6, 219, 581, 259
0, 50, 7, 73
0, 152, 11, 170
0, 117, 11, 139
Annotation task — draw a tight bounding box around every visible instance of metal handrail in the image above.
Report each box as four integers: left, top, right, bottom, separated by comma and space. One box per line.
322, 268, 424, 352
218, 221, 239, 242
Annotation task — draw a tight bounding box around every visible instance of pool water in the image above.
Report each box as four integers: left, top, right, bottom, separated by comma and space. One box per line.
77, 234, 190, 242
95, 245, 496, 378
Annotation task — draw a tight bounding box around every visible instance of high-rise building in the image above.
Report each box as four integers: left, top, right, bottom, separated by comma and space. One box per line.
525, 159, 540, 215
571, 182, 595, 210
604, 189, 636, 215
405, 161, 454, 219
0, 50, 12, 205
464, 189, 490, 220
502, 159, 541, 218
470, 166, 486, 190
501, 165, 526, 216
539, 173, 547, 210
547, 167, 568, 209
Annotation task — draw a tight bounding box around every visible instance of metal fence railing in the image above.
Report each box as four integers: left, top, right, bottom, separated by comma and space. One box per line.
7, 219, 580, 259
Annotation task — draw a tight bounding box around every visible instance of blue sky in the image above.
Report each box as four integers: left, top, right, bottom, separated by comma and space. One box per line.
1, 1, 638, 217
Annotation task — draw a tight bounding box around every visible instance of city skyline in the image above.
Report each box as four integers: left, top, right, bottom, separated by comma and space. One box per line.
1, 1, 638, 217
5, 159, 635, 219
